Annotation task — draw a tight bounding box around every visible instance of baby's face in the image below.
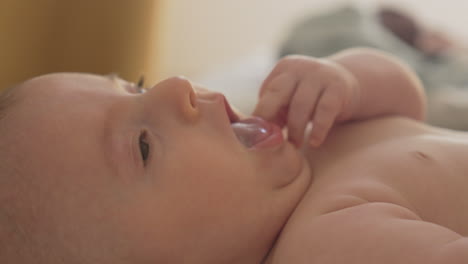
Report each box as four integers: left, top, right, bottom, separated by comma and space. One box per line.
4, 73, 310, 263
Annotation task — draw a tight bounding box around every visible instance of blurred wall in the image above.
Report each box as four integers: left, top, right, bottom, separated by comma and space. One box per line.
0, 0, 160, 90
157, 0, 468, 80
2, 0, 467, 89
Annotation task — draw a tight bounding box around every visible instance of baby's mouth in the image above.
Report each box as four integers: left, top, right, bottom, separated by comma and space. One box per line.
231, 118, 272, 148
224, 98, 279, 148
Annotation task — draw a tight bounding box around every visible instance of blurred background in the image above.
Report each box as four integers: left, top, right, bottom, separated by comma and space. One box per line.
160, 0, 468, 79
0, 0, 160, 89
1, 0, 468, 88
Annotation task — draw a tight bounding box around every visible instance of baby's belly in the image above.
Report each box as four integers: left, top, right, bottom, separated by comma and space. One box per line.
304, 119, 468, 236
359, 134, 468, 235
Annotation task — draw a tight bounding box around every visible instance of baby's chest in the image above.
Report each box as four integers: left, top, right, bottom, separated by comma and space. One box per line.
310, 134, 468, 235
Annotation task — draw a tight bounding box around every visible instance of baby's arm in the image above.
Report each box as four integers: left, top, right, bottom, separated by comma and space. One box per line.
253, 48, 426, 147
328, 47, 426, 122
268, 202, 468, 264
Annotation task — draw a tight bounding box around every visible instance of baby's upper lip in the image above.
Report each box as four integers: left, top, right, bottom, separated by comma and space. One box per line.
195, 91, 251, 148
196, 91, 241, 124
223, 96, 241, 123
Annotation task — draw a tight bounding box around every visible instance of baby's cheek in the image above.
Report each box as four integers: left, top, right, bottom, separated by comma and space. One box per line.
106, 194, 182, 261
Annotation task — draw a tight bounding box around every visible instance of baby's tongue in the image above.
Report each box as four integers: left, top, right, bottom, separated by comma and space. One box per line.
230, 117, 271, 148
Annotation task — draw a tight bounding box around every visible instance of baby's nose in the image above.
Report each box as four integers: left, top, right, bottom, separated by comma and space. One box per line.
193, 85, 224, 102
145, 76, 199, 122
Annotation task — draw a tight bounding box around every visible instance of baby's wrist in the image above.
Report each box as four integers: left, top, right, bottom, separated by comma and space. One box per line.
330, 60, 361, 122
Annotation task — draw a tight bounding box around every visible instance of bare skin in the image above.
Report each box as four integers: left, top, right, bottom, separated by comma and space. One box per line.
264, 117, 468, 263
255, 49, 468, 263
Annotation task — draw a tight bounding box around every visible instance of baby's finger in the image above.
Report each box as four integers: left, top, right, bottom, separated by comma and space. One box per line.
258, 57, 297, 97
287, 77, 324, 147
309, 88, 341, 147
253, 73, 297, 124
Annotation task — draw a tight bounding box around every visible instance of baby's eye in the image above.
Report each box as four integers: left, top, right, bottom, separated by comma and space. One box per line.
136, 75, 147, 94
123, 76, 147, 94
139, 131, 150, 165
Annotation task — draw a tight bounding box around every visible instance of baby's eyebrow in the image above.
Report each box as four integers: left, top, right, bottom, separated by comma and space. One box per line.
105, 73, 124, 92
105, 73, 138, 94
104, 73, 145, 94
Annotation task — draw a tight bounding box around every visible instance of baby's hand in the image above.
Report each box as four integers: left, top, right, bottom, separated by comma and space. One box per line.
253, 55, 359, 148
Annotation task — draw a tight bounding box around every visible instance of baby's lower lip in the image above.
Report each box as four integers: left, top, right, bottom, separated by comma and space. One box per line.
250, 120, 284, 149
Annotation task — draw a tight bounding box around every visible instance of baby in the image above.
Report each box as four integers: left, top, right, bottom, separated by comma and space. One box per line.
0, 48, 467, 263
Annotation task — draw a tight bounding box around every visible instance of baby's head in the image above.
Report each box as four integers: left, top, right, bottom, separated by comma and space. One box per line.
0, 73, 310, 263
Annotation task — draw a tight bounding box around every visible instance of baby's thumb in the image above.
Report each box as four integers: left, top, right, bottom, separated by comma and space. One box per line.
253, 99, 274, 120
